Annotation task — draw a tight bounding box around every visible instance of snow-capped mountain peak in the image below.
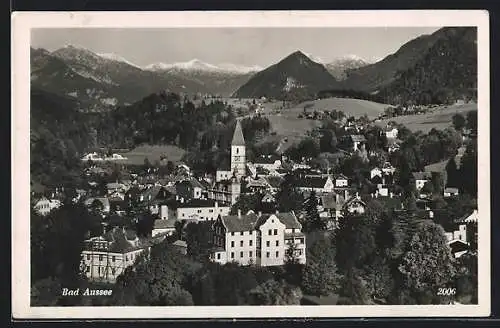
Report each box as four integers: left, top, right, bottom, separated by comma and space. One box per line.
145, 59, 262, 75
97, 53, 141, 68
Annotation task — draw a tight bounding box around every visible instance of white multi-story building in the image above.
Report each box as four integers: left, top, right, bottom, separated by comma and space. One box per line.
80, 227, 148, 283
210, 211, 306, 267
33, 196, 62, 216
176, 199, 230, 222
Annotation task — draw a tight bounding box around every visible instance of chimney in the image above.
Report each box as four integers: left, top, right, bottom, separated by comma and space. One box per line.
238, 209, 242, 218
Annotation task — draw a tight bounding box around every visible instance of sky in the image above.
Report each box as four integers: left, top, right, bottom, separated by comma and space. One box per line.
31, 27, 441, 68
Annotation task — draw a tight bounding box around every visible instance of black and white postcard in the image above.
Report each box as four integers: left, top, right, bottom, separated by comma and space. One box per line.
12, 10, 490, 318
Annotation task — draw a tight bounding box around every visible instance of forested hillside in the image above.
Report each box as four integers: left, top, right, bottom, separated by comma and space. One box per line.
378, 27, 477, 105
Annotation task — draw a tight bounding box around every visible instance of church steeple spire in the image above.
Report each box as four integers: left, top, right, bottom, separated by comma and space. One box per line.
231, 120, 245, 146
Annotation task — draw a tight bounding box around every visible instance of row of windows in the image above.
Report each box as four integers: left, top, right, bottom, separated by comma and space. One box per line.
86, 253, 136, 262
268, 229, 278, 236
86, 266, 117, 275
230, 231, 253, 236
226, 250, 281, 260
231, 240, 253, 247
229, 240, 283, 248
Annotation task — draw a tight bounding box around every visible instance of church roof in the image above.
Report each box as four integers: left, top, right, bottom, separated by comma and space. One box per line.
232, 120, 245, 146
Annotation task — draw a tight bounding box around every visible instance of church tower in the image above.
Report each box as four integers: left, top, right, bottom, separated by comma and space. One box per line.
231, 120, 246, 179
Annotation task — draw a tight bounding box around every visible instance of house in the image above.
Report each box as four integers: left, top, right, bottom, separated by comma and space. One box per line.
444, 187, 460, 198
152, 218, 177, 237
332, 174, 349, 187
384, 126, 399, 139
106, 182, 127, 194
412, 172, 432, 191
176, 199, 230, 222
261, 193, 276, 204
253, 155, 282, 172
80, 227, 149, 283
175, 179, 206, 200
346, 135, 367, 152
246, 177, 271, 194
342, 194, 367, 215
207, 176, 241, 206
441, 209, 477, 258
370, 167, 383, 180
33, 197, 62, 216
381, 162, 396, 175
297, 176, 334, 194
210, 211, 306, 267
172, 240, 188, 255
319, 193, 346, 228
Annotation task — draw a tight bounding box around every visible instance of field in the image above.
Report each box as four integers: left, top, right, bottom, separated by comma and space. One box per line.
116, 144, 186, 166
374, 103, 478, 133
290, 97, 390, 119
254, 97, 390, 150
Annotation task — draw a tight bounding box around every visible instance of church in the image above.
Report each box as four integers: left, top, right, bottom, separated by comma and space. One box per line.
207, 120, 247, 205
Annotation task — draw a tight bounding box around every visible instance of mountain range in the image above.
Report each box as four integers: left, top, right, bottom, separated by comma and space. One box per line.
31, 26, 477, 109
235, 27, 477, 104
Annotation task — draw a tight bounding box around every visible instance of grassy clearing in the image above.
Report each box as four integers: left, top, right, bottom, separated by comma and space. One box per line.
116, 144, 186, 166
289, 97, 390, 119
374, 103, 478, 133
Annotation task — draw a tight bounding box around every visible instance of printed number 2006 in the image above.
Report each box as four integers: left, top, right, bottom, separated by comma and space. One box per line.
437, 288, 456, 296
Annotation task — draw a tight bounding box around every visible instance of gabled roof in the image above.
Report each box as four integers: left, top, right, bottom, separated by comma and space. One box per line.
265, 176, 283, 188
344, 196, 367, 208
456, 209, 478, 223
321, 194, 346, 210
297, 176, 329, 189
333, 173, 348, 180
349, 135, 366, 142
153, 218, 176, 229
221, 212, 259, 232
232, 120, 245, 146
412, 172, 432, 180
177, 199, 223, 208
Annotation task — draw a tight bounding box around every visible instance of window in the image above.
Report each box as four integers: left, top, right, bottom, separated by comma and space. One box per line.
236, 148, 239, 154
197, 209, 202, 214
99, 255, 103, 261
276, 251, 279, 258
273, 229, 278, 235
125, 256, 128, 261
86, 266, 90, 273
249, 231, 253, 235
112, 256, 116, 262
240, 232, 244, 236
209, 209, 214, 213
231, 241, 235, 247
98, 267, 101, 274
231, 232, 235, 236
266, 252, 270, 258
182, 213, 185, 217
240, 241, 244, 247
249, 240, 253, 246
217, 253, 221, 260
268, 229, 272, 236
87, 254, 90, 260
111, 268, 116, 275
249, 251, 253, 257
231, 252, 234, 259
299, 238, 304, 244
240, 251, 244, 258
266, 241, 270, 247
276, 240, 279, 246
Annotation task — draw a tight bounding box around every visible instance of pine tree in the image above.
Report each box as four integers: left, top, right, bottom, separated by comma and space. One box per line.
303, 190, 326, 232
